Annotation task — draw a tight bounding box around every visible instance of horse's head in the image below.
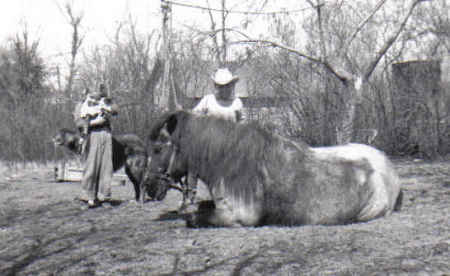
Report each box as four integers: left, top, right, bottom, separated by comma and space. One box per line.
146, 111, 190, 197
140, 161, 172, 201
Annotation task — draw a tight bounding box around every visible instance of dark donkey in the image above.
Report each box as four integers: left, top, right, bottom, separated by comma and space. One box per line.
147, 110, 402, 227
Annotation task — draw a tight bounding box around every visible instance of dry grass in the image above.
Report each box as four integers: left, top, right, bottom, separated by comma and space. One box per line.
0, 159, 449, 275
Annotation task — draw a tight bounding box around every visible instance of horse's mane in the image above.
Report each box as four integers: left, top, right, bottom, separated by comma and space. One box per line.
151, 111, 310, 202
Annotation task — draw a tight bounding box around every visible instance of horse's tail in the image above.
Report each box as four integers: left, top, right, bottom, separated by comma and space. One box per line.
393, 188, 403, 212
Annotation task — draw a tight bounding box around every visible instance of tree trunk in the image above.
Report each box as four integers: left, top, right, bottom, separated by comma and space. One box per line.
336, 83, 356, 144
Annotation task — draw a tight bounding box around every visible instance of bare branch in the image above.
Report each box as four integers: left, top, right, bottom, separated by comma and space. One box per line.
221, 0, 228, 64
55, 2, 85, 96
205, 0, 221, 63
364, 0, 431, 80
230, 39, 350, 83
165, 0, 314, 15
204, 28, 253, 40
346, 0, 388, 50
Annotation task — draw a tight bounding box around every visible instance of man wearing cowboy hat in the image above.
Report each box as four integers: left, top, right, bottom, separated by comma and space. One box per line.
185, 68, 245, 213
193, 68, 245, 123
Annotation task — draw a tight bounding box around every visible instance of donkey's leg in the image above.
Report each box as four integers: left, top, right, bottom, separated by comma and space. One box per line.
139, 179, 146, 204
138, 169, 151, 204
125, 166, 141, 202
124, 154, 148, 203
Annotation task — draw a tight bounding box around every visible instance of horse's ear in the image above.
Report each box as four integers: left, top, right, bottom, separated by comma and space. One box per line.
161, 110, 189, 136
165, 112, 179, 134
149, 111, 184, 141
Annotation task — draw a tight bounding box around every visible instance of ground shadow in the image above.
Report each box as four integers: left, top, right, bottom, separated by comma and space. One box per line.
156, 210, 186, 221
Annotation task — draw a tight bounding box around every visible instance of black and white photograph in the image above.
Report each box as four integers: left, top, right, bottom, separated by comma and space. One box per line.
0, 0, 448, 275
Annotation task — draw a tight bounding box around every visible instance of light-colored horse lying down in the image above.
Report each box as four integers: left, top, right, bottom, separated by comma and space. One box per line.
146, 110, 402, 227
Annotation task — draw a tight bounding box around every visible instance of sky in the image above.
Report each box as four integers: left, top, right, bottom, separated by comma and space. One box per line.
0, 0, 161, 59
0, 1, 312, 93
0, 0, 308, 61
0, 0, 310, 90
2, 0, 431, 74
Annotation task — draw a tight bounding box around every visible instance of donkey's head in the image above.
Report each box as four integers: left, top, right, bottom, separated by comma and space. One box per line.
52, 128, 83, 154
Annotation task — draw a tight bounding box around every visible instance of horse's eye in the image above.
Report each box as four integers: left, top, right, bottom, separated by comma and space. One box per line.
153, 147, 161, 154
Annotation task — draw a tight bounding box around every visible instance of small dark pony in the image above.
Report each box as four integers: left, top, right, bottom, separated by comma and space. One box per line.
147, 110, 402, 227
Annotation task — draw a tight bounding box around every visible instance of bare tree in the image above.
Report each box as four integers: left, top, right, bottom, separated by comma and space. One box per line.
0, 29, 45, 107
205, 0, 223, 64
198, 0, 266, 66
57, 1, 84, 98
0, 28, 51, 162
233, 0, 430, 144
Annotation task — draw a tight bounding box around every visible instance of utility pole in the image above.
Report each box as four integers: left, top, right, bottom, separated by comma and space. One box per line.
161, 0, 180, 111
221, 0, 227, 65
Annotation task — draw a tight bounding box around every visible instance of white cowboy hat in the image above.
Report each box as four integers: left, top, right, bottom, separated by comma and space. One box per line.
212, 68, 239, 86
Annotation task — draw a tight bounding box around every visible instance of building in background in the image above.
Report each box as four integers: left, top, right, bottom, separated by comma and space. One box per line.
392, 56, 450, 157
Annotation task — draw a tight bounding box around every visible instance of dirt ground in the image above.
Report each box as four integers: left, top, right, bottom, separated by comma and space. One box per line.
0, 159, 449, 276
